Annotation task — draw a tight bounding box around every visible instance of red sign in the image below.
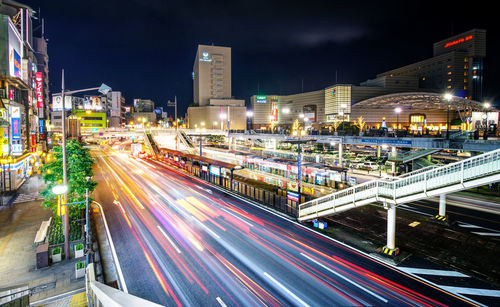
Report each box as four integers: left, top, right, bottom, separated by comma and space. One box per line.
36, 72, 43, 108
444, 35, 473, 48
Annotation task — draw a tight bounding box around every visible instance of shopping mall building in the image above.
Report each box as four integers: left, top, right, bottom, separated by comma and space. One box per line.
250, 29, 496, 133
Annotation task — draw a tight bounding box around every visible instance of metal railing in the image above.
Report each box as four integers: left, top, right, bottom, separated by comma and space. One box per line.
298, 148, 500, 221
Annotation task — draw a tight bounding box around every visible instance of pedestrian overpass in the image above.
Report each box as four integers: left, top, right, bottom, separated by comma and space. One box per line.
298, 148, 500, 255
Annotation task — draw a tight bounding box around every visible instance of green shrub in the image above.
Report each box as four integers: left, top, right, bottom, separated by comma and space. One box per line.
75, 243, 83, 250
53, 247, 61, 255
77, 261, 85, 270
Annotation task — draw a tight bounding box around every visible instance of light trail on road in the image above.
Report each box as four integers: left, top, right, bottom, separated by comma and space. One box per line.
92, 146, 477, 306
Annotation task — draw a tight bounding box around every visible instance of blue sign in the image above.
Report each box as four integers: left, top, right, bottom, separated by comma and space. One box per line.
361, 139, 412, 146
287, 191, 299, 202
39, 120, 44, 133
11, 118, 21, 140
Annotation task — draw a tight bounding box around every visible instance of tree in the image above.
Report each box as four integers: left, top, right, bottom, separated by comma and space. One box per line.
331, 118, 342, 132
41, 140, 97, 218
354, 116, 367, 133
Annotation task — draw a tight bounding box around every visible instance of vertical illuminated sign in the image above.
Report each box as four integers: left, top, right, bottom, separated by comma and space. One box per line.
36, 72, 43, 108
11, 118, 21, 140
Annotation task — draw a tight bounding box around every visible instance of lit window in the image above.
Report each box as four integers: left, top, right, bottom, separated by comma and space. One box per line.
464, 86, 467, 90
464, 58, 469, 63
447, 71, 452, 75
464, 72, 468, 76
464, 79, 468, 83
422, 77, 426, 81
447, 65, 452, 69
447, 85, 452, 89
448, 78, 452, 82
464, 65, 468, 69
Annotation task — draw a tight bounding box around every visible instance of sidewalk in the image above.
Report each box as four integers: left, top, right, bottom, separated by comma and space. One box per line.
0, 176, 86, 306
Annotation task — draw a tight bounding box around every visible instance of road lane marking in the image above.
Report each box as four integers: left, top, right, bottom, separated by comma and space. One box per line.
153, 160, 483, 306
157, 225, 182, 254
457, 223, 482, 229
219, 207, 254, 227
471, 232, 500, 236
439, 286, 500, 297
216, 297, 227, 307
263, 272, 310, 307
398, 267, 469, 278
300, 253, 388, 303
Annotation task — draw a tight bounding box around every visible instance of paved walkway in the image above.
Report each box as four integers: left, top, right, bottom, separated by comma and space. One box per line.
0, 175, 86, 306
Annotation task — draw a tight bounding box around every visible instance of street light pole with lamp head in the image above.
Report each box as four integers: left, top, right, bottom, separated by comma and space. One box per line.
59, 69, 110, 260
394, 107, 402, 137
483, 102, 491, 140
444, 93, 453, 139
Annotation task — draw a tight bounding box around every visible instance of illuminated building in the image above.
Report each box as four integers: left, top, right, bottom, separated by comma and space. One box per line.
377, 29, 486, 101
188, 44, 246, 129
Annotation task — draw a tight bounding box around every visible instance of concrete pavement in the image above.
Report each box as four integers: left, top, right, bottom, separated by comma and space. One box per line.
0, 175, 86, 306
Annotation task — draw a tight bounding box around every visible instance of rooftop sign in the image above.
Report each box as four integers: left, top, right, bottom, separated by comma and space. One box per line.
444, 35, 473, 48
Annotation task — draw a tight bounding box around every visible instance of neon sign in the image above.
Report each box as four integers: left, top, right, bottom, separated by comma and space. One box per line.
444, 35, 473, 48
36, 72, 43, 108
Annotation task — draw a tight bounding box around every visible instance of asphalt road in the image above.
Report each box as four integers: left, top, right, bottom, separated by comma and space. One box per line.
92, 146, 476, 306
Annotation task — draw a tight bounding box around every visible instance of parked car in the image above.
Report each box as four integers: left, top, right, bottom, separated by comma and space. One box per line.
363, 161, 380, 170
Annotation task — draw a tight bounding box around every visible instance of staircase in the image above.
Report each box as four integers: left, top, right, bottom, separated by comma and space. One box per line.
177, 130, 197, 154
298, 148, 500, 221
144, 131, 159, 158
388, 148, 440, 164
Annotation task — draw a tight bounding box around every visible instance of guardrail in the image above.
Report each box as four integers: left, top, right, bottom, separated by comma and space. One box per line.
298, 148, 500, 221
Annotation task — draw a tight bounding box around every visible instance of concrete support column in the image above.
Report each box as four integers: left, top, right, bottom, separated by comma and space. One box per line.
439, 194, 446, 216
387, 204, 396, 250
391, 161, 396, 173
377, 146, 381, 159
391, 146, 397, 157
338, 143, 343, 167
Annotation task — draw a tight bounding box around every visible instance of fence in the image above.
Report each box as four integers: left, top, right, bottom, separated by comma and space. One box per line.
163, 157, 300, 217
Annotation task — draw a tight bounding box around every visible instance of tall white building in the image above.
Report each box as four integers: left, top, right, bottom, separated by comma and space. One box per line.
193, 45, 232, 106
188, 44, 246, 130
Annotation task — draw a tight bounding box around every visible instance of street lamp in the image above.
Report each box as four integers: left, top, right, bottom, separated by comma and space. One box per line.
219, 113, 227, 130
246, 111, 253, 131
291, 119, 307, 198
444, 93, 453, 139
59, 69, 110, 260
394, 107, 402, 137
483, 102, 491, 140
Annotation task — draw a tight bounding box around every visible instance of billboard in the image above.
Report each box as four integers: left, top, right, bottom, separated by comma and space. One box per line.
84, 96, 103, 110
8, 20, 22, 79
52, 95, 72, 111
36, 72, 43, 108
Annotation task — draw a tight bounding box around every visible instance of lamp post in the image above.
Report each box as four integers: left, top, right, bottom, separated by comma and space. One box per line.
444, 93, 453, 139
394, 107, 402, 137
58, 69, 110, 260
483, 102, 491, 140
246, 110, 253, 131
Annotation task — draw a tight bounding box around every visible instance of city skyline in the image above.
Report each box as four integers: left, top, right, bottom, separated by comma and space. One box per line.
24, 0, 500, 115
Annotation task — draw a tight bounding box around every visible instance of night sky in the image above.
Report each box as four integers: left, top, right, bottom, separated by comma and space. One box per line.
24, 0, 500, 116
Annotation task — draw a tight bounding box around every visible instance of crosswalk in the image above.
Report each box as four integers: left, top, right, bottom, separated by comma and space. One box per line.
398, 263, 500, 306
457, 222, 500, 238
12, 193, 44, 204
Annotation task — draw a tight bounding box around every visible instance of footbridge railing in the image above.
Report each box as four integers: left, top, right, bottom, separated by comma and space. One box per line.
298, 148, 500, 221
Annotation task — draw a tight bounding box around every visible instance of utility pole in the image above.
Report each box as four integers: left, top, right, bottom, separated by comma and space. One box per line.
61, 69, 70, 260
175, 96, 178, 150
